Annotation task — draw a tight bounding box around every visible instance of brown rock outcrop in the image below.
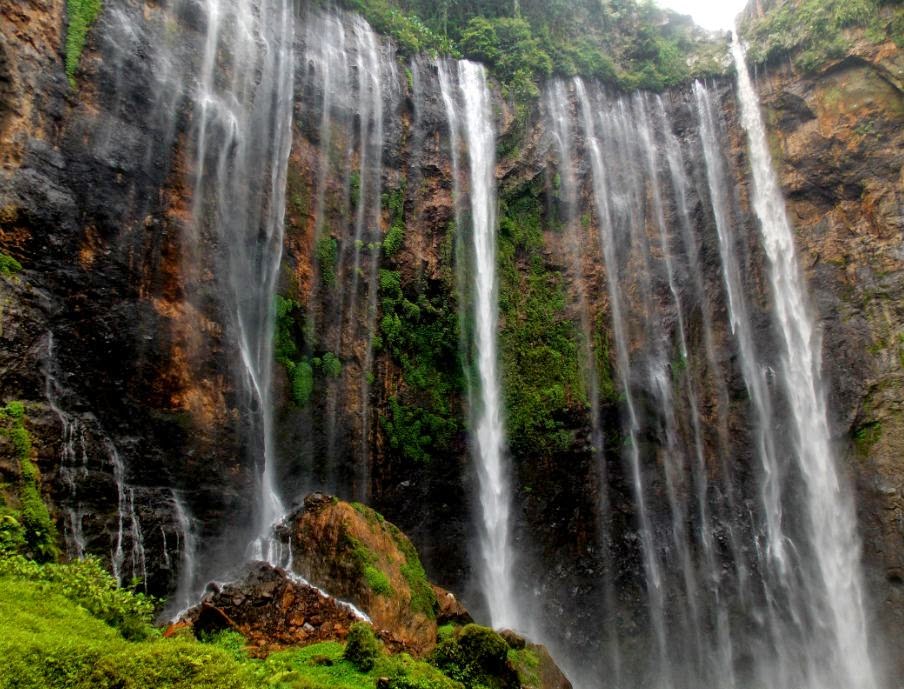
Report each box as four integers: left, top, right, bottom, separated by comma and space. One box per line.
283, 493, 439, 655
177, 561, 362, 656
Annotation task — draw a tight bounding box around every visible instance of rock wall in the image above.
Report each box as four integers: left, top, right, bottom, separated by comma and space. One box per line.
0, 0, 902, 682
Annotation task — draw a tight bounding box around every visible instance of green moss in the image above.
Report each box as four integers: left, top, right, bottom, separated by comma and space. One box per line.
347, 535, 395, 597
497, 192, 586, 457
0, 253, 22, 277
389, 525, 436, 618
65, 0, 103, 88
507, 647, 541, 689
853, 421, 882, 457
292, 360, 315, 406
429, 624, 514, 689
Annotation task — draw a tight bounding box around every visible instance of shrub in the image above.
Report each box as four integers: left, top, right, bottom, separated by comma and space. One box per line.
344, 622, 381, 671
430, 624, 516, 689
316, 236, 339, 286
383, 223, 405, 257
321, 352, 343, 378
292, 360, 315, 406
0, 402, 58, 561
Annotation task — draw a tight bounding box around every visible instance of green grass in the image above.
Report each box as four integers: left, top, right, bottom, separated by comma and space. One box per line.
65, 0, 103, 87
0, 557, 464, 689
0, 574, 254, 689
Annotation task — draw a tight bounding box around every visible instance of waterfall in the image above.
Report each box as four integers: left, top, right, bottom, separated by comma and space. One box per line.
297, 9, 397, 497
440, 61, 518, 630
171, 490, 200, 616
187, 0, 296, 558
732, 37, 879, 689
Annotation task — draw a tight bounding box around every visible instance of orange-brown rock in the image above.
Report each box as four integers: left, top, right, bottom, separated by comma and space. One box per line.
282, 493, 439, 655
432, 583, 473, 626
178, 561, 362, 657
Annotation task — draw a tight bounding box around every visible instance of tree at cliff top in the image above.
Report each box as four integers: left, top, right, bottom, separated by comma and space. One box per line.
739, 0, 903, 71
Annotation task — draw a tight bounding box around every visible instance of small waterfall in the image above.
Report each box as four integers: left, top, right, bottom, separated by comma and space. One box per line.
43, 332, 88, 559
43, 331, 146, 587
171, 490, 199, 615
440, 60, 518, 629
186, 0, 296, 556
731, 37, 879, 689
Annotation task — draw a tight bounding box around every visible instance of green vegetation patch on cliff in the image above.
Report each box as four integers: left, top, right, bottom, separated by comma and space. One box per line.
377, 190, 463, 465
497, 192, 587, 457
0, 556, 253, 689
65, 0, 103, 87
0, 402, 58, 562
740, 0, 903, 72
0, 253, 22, 276
274, 296, 344, 406
0, 550, 461, 689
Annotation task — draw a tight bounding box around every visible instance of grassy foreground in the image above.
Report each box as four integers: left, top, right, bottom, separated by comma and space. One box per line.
0, 553, 538, 689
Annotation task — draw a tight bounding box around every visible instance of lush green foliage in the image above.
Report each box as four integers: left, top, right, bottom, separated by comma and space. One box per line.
274, 296, 343, 406
0, 556, 459, 689
741, 0, 902, 71
0, 555, 156, 639
0, 573, 256, 689
0, 402, 58, 561
377, 193, 463, 465
344, 622, 382, 671
337, 0, 458, 58
497, 193, 587, 456
342, 0, 724, 95
0, 252, 22, 276
65, 0, 103, 87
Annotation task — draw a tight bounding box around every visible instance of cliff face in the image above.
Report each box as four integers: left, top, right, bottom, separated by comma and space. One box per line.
1, 0, 903, 684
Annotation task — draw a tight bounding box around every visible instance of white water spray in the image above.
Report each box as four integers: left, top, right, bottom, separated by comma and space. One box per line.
732, 36, 879, 689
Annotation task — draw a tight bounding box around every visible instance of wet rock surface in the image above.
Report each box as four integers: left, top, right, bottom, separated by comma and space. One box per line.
177, 561, 362, 655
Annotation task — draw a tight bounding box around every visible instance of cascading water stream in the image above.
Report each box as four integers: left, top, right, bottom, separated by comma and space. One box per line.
575, 84, 671, 686
732, 36, 879, 689
187, 0, 296, 561
440, 61, 518, 630
298, 10, 396, 497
